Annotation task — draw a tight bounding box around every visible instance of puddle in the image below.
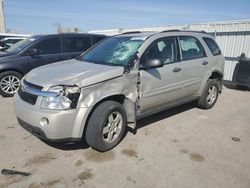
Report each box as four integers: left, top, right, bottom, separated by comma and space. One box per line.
189, 153, 204, 162
121, 149, 138, 158
83, 149, 115, 162
27, 182, 41, 188
180, 149, 189, 154
0, 134, 6, 140
0, 176, 24, 188
126, 176, 137, 184
232, 137, 241, 142
171, 139, 178, 143
78, 169, 94, 184
25, 153, 57, 166
23, 135, 32, 140
28, 179, 66, 188
75, 160, 83, 167
45, 179, 65, 187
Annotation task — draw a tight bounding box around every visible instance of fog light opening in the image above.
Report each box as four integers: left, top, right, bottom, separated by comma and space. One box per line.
40, 117, 49, 126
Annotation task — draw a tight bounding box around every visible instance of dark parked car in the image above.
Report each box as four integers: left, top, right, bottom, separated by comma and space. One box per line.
0, 33, 106, 97
0, 41, 9, 52
232, 53, 250, 89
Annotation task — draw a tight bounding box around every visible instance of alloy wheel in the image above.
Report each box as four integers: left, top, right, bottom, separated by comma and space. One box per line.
0, 75, 20, 94
102, 111, 123, 143
206, 85, 217, 105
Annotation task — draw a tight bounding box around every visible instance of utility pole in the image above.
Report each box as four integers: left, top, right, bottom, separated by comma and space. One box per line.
0, 0, 6, 33
53, 22, 62, 33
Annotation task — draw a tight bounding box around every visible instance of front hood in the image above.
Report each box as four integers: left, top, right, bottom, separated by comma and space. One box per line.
25, 59, 125, 88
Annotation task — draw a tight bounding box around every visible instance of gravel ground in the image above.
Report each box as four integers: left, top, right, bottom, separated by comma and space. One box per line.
0, 87, 249, 188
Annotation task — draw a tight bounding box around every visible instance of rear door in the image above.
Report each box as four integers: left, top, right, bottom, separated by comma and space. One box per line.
178, 35, 208, 96
139, 36, 184, 112
25, 36, 63, 70
62, 35, 92, 60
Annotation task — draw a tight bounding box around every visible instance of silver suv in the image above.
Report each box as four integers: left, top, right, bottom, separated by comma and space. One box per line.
14, 31, 225, 151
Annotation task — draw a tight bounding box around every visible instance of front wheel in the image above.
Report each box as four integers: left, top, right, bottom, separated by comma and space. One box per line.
0, 71, 22, 97
197, 79, 219, 109
85, 101, 127, 152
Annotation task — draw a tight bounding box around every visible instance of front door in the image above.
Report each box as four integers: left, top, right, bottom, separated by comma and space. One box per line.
139, 36, 184, 112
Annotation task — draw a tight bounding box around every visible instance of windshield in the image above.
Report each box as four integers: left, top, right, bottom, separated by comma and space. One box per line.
80, 36, 146, 66
6, 37, 37, 53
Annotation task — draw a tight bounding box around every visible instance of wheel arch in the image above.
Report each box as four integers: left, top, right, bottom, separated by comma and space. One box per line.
208, 70, 223, 92
197, 69, 223, 96
209, 70, 223, 80
82, 94, 136, 139
0, 68, 24, 76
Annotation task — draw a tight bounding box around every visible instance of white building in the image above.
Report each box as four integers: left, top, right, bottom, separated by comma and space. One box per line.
89, 20, 250, 81
0, 0, 5, 33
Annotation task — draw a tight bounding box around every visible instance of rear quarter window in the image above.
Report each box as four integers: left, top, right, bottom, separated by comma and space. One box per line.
179, 36, 206, 61
203, 37, 221, 56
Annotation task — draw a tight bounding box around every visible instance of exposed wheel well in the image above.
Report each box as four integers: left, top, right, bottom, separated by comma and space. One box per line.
209, 71, 223, 81
209, 71, 223, 91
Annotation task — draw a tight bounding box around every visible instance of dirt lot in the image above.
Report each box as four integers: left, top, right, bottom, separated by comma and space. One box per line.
0, 87, 249, 188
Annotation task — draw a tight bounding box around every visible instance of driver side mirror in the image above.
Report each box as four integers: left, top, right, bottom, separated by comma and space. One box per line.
27, 48, 38, 57
140, 59, 163, 70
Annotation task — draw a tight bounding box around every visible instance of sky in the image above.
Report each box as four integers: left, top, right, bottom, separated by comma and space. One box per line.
3, 0, 250, 34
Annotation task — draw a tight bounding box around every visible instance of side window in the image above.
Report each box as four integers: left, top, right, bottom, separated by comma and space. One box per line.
14, 39, 23, 43
179, 36, 206, 61
34, 37, 61, 55
143, 37, 178, 64
203, 37, 221, 56
63, 36, 91, 53
93, 36, 105, 44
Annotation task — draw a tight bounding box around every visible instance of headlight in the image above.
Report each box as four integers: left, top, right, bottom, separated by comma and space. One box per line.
40, 85, 80, 110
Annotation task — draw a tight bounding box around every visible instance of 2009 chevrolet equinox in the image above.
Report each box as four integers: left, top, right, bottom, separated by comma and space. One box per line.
14, 30, 225, 151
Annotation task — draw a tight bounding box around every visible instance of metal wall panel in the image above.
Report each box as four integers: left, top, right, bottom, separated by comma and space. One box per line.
89, 20, 250, 81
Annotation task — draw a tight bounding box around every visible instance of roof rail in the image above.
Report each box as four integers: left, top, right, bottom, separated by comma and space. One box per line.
160, 29, 180, 33
120, 31, 141, 35
160, 29, 208, 34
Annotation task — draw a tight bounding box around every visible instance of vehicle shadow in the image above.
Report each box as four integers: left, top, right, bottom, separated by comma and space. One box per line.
42, 139, 89, 151
223, 80, 249, 91
135, 101, 197, 130
44, 102, 196, 151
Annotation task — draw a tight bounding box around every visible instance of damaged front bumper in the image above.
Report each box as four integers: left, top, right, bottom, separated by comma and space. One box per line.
13, 93, 91, 141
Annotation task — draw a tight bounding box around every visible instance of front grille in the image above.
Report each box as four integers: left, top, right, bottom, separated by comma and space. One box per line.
18, 80, 43, 105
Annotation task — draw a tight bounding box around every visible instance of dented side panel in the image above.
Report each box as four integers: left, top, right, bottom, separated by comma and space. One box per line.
78, 71, 139, 108
77, 71, 139, 129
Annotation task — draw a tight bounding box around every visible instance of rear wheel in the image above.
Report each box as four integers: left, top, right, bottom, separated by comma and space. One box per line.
197, 79, 219, 109
0, 71, 22, 97
85, 101, 127, 152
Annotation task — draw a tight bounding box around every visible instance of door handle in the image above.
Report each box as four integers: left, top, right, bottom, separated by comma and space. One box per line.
202, 61, 208, 65
173, 67, 181, 72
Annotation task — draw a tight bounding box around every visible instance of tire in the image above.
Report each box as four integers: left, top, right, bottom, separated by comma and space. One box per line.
0, 71, 22, 97
197, 79, 219, 109
85, 100, 127, 152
